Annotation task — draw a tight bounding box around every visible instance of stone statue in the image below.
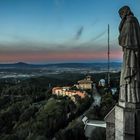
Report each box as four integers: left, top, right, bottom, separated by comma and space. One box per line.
118, 6, 140, 103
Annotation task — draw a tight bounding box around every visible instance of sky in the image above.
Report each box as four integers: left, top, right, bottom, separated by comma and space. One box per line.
0, 0, 140, 64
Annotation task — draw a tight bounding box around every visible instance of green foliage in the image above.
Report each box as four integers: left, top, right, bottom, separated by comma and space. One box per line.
99, 93, 116, 118
0, 134, 19, 140
0, 72, 120, 139
0, 96, 11, 111
86, 105, 101, 120
19, 106, 38, 123
76, 96, 92, 115
32, 98, 72, 137
90, 127, 106, 140
55, 121, 86, 140
0, 102, 21, 134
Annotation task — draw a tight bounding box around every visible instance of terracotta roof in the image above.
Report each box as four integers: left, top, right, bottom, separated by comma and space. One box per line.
52, 87, 86, 98
53, 87, 63, 90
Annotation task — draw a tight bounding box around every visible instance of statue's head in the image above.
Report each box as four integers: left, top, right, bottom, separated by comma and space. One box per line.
118, 6, 133, 19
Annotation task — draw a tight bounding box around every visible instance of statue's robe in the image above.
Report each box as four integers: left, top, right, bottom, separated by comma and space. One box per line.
119, 15, 140, 103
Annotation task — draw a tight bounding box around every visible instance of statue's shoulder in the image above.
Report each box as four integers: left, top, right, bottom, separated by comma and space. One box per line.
126, 15, 139, 23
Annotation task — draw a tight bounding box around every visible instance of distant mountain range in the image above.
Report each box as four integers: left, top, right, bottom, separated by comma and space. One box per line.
0, 62, 122, 70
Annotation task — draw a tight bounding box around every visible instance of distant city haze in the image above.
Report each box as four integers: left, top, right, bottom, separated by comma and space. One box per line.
0, 0, 140, 64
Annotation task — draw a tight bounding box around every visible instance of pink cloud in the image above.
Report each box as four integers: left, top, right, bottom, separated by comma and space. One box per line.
0, 49, 122, 63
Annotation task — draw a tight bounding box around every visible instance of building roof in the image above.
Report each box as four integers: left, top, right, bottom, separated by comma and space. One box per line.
52, 87, 86, 98
52, 87, 62, 90
78, 79, 93, 84
104, 107, 115, 124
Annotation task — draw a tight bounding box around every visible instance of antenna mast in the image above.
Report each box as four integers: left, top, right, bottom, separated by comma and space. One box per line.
107, 24, 110, 86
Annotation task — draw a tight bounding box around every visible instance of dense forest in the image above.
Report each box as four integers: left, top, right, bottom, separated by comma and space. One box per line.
0, 72, 120, 140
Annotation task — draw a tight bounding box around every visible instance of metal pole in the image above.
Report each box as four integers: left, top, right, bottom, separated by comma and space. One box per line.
108, 24, 110, 86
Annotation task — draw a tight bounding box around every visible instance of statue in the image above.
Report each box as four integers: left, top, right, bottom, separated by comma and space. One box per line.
118, 6, 140, 103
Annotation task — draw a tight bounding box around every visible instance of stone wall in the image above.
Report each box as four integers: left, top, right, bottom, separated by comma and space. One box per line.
106, 123, 115, 140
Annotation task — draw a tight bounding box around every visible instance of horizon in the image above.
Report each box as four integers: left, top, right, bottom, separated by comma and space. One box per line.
0, 61, 122, 65
0, 0, 140, 63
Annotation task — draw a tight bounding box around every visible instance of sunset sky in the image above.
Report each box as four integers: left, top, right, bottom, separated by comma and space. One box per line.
0, 0, 140, 64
